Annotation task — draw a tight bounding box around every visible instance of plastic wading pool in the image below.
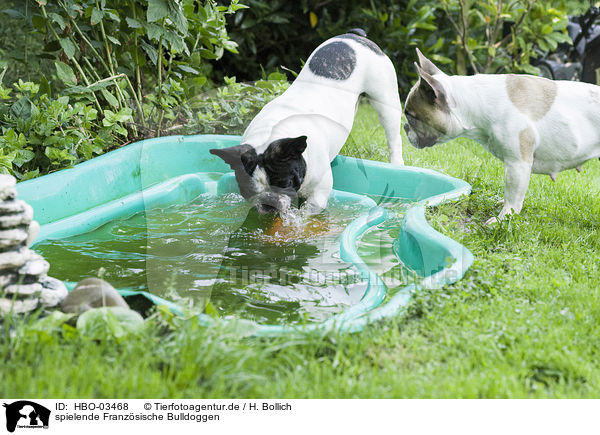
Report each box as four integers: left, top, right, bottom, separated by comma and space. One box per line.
17, 134, 473, 335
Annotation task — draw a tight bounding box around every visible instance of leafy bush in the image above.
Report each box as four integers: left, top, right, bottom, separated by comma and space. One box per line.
187, 72, 289, 135
0, 78, 132, 179
215, 0, 446, 94
0, 0, 246, 136
438, 0, 588, 75
216, 0, 590, 93
0, 0, 252, 178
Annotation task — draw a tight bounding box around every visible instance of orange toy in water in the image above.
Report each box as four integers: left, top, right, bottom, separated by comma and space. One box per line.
264, 216, 335, 242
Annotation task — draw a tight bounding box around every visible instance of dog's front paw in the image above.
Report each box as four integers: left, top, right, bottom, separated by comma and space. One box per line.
485, 216, 500, 226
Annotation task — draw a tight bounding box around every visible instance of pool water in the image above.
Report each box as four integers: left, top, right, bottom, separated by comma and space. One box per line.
35, 193, 410, 324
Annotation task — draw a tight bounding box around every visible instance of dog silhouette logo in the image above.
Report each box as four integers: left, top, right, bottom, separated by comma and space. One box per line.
2, 401, 50, 432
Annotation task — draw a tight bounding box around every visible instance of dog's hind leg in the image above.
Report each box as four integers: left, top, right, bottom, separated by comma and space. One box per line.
364, 58, 404, 165
369, 98, 404, 165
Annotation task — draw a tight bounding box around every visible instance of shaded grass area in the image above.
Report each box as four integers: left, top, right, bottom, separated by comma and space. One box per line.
2, 103, 600, 398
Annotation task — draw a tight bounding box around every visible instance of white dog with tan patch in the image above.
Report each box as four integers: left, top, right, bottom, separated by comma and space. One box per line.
404, 49, 600, 224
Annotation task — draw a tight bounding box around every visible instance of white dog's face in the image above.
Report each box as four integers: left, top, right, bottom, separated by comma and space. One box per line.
210, 136, 307, 214
403, 50, 461, 149
404, 70, 453, 149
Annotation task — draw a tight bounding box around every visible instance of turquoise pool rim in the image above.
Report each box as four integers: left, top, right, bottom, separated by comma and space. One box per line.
17, 134, 474, 335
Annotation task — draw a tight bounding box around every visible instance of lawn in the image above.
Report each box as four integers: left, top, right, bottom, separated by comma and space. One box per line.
2, 103, 600, 398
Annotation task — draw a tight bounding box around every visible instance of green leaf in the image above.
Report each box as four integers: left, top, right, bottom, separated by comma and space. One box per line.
91, 8, 104, 25
101, 89, 119, 108
31, 14, 46, 30
45, 147, 76, 163
76, 307, 145, 339
200, 48, 218, 59
21, 168, 40, 181
10, 97, 33, 119
102, 108, 133, 127
204, 300, 219, 318
13, 149, 35, 167
147, 0, 168, 22
267, 71, 287, 81
167, 0, 188, 34
146, 23, 165, 41
54, 61, 77, 87
59, 38, 77, 59
106, 35, 121, 46
126, 17, 142, 28
140, 40, 158, 65
48, 12, 66, 30
104, 9, 120, 22
39, 75, 52, 97
29, 311, 76, 333
177, 64, 199, 74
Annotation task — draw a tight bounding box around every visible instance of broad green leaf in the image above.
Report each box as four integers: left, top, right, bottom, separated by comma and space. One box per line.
54, 61, 77, 87
167, 0, 188, 34
147, 0, 168, 22
29, 311, 76, 332
13, 149, 35, 167
101, 89, 119, 107
31, 14, 46, 30
10, 97, 33, 120
106, 35, 121, 46
200, 48, 218, 59
140, 40, 158, 65
76, 307, 145, 339
104, 9, 120, 22
91, 8, 104, 25
59, 38, 77, 59
48, 12, 66, 30
21, 169, 40, 181
126, 17, 142, 28
45, 147, 76, 163
39, 75, 52, 97
177, 64, 199, 74
146, 23, 165, 41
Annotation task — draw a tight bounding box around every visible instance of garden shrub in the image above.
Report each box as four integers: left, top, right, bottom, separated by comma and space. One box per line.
216, 0, 590, 93
0, 0, 249, 178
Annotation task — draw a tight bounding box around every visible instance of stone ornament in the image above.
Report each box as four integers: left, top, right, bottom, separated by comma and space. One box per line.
0, 174, 68, 315
61, 278, 129, 313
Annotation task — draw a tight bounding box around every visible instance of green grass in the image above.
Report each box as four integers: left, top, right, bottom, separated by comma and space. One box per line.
2, 103, 600, 398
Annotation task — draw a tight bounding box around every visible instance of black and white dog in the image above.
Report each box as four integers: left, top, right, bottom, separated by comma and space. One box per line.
210, 30, 404, 215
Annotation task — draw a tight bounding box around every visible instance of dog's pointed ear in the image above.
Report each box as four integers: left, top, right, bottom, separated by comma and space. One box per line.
264, 136, 307, 163
210, 144, 258, 174
415, 63, 449, 108
416, 48, 444, 76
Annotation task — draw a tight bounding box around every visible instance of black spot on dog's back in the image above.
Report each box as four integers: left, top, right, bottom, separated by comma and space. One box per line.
308, 41, 356, 80
335, 33, 385, 56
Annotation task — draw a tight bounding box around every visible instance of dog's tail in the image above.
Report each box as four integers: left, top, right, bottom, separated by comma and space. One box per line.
347, 28, 367, 38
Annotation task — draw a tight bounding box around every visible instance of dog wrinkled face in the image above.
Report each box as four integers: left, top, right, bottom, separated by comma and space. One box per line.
404, 56, 451, 149
209, 136, 307, 214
